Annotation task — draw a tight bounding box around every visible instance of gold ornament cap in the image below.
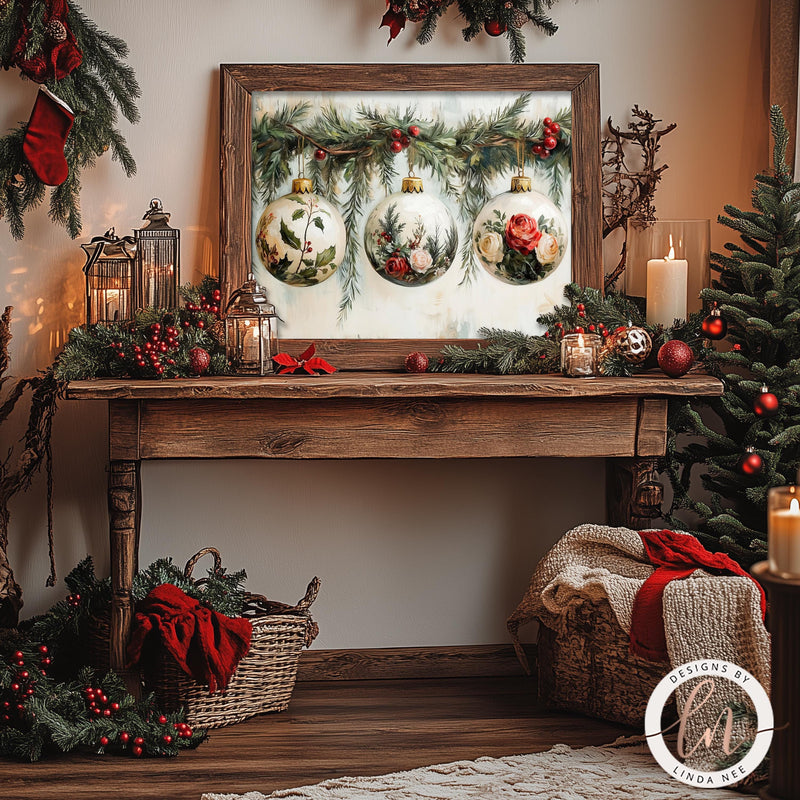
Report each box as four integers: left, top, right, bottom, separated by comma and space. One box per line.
402, 176, 424, 193
292, 177, 313, 195
510, 175, 532, 193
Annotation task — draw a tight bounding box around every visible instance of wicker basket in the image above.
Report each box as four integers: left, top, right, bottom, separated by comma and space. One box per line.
142, 548, 320, 729
536, 597, 672, 728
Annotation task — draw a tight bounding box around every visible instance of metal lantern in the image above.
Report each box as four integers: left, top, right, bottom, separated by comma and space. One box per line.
133, 198, 180, 310
224, 273, 280, 375
81, 227, 136, 326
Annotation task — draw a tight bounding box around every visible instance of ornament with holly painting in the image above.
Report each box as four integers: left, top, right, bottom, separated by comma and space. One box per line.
472, 176, 567, 285
255, 178, 346, 287
363, 176, 458, 287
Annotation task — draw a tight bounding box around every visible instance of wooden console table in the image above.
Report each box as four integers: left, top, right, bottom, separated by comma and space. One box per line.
66, 371, 723, 684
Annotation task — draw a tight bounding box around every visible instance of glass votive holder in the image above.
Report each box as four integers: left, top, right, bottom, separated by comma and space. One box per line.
768, 485, 800, 579
560, 333, 600, 378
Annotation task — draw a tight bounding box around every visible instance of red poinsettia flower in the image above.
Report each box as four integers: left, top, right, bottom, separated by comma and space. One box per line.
380, 3, 407, 43
385, 255, 410, 278
505, 213, 542, 255
273, 344, 336, 375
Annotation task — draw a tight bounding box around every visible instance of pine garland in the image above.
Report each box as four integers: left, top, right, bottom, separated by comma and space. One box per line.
381, 1, 560, 63
54, 278, 229, 381
0, 0, 140, 239
663, 106, 800, 565
254, 96, 571, 317
430, 283, 706, 377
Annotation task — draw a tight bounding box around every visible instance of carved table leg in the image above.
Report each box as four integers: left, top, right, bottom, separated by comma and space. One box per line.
606, 457, 664, 529
109, 460, 141, 695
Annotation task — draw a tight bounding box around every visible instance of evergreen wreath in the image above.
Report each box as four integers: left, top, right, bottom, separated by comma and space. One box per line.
380, 1, 561, 64
663, 106, 800, 566
0, 0, 140, 239
253, 95, 571, 319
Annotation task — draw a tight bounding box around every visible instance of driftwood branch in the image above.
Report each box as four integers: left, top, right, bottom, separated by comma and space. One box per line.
602, 106, 677, 292
0, 307, 63, 628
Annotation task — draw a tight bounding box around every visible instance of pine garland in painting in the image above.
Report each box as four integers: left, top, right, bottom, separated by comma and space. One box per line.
252, 95, 571, 319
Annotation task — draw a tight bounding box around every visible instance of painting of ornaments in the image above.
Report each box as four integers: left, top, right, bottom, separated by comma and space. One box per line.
251, 90, 572, 338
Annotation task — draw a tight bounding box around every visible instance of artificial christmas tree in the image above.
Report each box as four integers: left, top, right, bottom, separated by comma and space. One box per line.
665, 106, 800, 565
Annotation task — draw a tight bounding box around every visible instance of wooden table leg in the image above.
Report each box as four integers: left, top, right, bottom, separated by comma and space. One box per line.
109, 459, 141, 695
606, 457, 664, 529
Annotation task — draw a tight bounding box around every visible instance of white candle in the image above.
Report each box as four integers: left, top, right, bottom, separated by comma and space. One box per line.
769, 495, 800, 578
243, 323, 261, 364
561, 333, 598, 378
105, 289, 120, 322
647, 236, 688, 327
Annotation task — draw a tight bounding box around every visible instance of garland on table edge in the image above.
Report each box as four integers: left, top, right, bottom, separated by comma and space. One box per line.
54, 277, 228, 380
253, 95, 571, 319
380, 0, 561, 64
0, 0, 140, 239
430, 283, 707, 377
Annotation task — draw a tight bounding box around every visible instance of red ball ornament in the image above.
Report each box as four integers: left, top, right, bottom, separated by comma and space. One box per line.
754, 386, 779, 418
701, 305, 727, 340
390, 140, 403, 154
404, 352, 429, 373
188, 347, 211, 376
657, 340, 694, 378
484, 19, 507, 36
740, 448, 763, 475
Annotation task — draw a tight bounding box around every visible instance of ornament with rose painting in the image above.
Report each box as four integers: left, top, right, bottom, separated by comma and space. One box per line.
255, 179, 346, 287
363, 178, 458, 287
472, 182, 567, 285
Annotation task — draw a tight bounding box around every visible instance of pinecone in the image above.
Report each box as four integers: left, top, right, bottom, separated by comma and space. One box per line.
510, 8, 528, 28
209, 318, 226, 347
45, 19, 68, 42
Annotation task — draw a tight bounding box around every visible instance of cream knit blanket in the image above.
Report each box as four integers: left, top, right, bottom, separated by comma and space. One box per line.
508, 523, 770, 767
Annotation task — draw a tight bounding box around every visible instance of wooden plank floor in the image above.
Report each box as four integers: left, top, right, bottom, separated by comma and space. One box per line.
0, 677, 630, 800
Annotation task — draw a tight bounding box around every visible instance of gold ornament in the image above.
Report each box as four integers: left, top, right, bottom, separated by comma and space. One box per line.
601, 325, 652, 364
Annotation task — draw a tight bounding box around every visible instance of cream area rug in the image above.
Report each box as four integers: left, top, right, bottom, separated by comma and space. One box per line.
201, 739, 758, 800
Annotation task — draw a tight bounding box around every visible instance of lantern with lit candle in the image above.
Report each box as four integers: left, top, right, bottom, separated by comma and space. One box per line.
224, 273, 280, 375
133, 198, 180, 310
768, 485, 800, 579
560, 332, 600, 378
81, 227, 136, 326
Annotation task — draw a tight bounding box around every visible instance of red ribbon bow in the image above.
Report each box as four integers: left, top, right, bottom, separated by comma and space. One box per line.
273, 344, 336, 375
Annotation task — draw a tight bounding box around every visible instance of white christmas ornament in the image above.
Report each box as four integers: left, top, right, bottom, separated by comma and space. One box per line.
363, 175, 458, 287
255, 178, 346, 287
472, 175, 567, 285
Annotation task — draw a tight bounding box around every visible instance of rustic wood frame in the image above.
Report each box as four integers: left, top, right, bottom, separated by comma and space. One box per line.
220, 63, 602, 369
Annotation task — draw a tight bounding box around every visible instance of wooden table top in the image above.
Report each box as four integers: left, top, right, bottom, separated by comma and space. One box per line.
65, 370, 724, 401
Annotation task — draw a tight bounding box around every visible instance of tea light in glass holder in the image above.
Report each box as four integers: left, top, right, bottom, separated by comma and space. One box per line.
560, 332, 600, 378
768, 485, 800, 579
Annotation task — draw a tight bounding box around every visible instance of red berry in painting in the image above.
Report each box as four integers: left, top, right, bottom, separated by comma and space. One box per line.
549, 121, 561, 134
543, 117, 553, 126
313, 148, 326, 161
401, 135, 410, 147
539, 150, 550, 159
390, 140, 403, 153
408, 125, 420, 137
544, 136, 558, 150
532, 144, 543, 155
390, 128, 402, 139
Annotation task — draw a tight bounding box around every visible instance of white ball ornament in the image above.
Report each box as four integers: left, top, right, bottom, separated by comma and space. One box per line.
363, 176, 458, 287
472, 175, 568, 285
255, 178, 346, 287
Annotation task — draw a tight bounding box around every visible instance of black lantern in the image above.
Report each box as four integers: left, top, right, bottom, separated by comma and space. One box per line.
133, 198, 180, 310
81, 228, 136, 326
224, 273, 280, 375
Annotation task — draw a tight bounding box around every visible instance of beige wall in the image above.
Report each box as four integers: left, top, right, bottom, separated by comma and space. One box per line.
0, 0, 768, 647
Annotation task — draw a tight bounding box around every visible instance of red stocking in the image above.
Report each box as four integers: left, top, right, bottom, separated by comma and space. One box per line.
23, 87, 75, 186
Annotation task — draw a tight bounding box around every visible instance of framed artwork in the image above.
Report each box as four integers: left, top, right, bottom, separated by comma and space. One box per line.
220, 64, 601, 367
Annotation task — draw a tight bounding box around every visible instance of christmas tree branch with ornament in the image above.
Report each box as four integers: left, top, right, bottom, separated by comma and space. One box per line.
380, 0, 562, 64
253, 96, 570, 317
0, 0, 140, 239
662, 106, 800, 566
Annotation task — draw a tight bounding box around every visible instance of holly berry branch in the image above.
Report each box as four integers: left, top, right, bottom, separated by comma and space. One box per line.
253, 95, 571, 318
380, 1, 561, 64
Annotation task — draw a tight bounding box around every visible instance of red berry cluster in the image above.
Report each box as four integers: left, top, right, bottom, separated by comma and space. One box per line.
544, 304, 608, 339
531, 117, 562, 161
66, 592, 82, 608
84, 685, 121, 719
111, 322, 181, 376
389, 124, 420, 154
172, 720, 194, 740
1, 648, 49, 722
185, 288, 221, 316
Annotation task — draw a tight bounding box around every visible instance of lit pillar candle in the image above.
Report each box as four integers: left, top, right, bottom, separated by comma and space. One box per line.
243, 322, 261, 365
647, 235, 688, 327
769, 487, 800, 578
